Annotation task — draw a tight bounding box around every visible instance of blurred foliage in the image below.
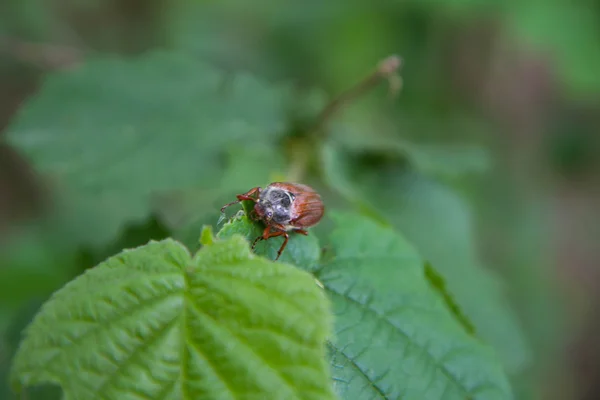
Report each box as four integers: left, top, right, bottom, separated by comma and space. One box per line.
2, 0, 599, 398
4, 52, 292, 250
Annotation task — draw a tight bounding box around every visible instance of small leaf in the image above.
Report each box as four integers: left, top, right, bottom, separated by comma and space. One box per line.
198, 225, 214, 246
217, 213, 321, 272
318, 212, 512, 399
10, 237, 336, 400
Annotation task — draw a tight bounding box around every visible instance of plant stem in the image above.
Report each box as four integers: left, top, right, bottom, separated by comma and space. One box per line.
311, 54, 403, 135
287, 55, 403, 182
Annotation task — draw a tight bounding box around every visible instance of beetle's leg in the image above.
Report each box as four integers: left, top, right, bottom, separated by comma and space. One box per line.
219, 199, 243, 215
219, 187, 261, 214
294, 229, 308, 236
251, 225, 272, 250
265, 223, 292, 259
251, 225, 289, 260
251, 235, 263, 249
275, 232, 290, 260
257, 229, 288, 260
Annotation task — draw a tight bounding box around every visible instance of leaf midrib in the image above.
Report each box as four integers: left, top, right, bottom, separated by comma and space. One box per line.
21, 290, 180, 375
95, 314, 180, 397
331, 344, 388, 399
323, 284, 476, 398
186, 295, 299, 399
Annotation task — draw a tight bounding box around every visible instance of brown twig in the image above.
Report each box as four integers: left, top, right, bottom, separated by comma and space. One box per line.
311, 54, 403, 134
0, 36, 84, 70
286, 55, 403, 182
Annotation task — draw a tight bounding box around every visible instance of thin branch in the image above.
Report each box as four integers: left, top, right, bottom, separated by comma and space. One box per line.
311, 54, 403, 134
286, 55, 403, 182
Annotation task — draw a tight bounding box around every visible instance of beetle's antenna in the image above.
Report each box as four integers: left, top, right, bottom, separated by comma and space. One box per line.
217, 201, 238, 226
217, 212, 227, 226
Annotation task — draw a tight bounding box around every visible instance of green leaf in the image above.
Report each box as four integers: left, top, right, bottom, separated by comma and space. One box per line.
10, 237, 336, 400
198, 225, 214, 246
6, 51, 292, 248
319, 213, 512, 399
363, 172, 531, 374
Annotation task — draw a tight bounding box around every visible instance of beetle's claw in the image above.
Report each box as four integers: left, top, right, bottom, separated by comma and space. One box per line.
251, 236, 262, 250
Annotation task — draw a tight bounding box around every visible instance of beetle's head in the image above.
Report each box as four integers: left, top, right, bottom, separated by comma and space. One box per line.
254, 202, 273, 222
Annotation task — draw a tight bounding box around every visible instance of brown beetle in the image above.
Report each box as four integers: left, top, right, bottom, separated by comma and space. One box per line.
220, 182, 325, 260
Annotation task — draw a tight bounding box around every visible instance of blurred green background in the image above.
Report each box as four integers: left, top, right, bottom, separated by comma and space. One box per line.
1, 0, 600, 399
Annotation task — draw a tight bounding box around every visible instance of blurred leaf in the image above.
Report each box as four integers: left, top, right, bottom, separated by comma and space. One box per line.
320, 143, 390, 226
1, 300, 63, 400
465, 177, 565, 396
0, 227, 76, 309
357, 171, 531, 374
0, 0, 56, 39
49, 190, 153, 250
0, 267, 66, 308
396, 142, 491, 177
6, 51, 292, 249
499, 203, 563, 398
506, 0, 600, 96
11, 237, 335, 399
320, 212, 511, 399
328, 121, 491, 179
313, 9, 396, 92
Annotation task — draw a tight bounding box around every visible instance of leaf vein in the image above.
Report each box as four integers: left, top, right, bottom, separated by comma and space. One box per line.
186, 299, 298, 398
41, 290, 180, 372
330, 344, 388, 399
324, 285, 473, 397
95, 314, 180, 397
